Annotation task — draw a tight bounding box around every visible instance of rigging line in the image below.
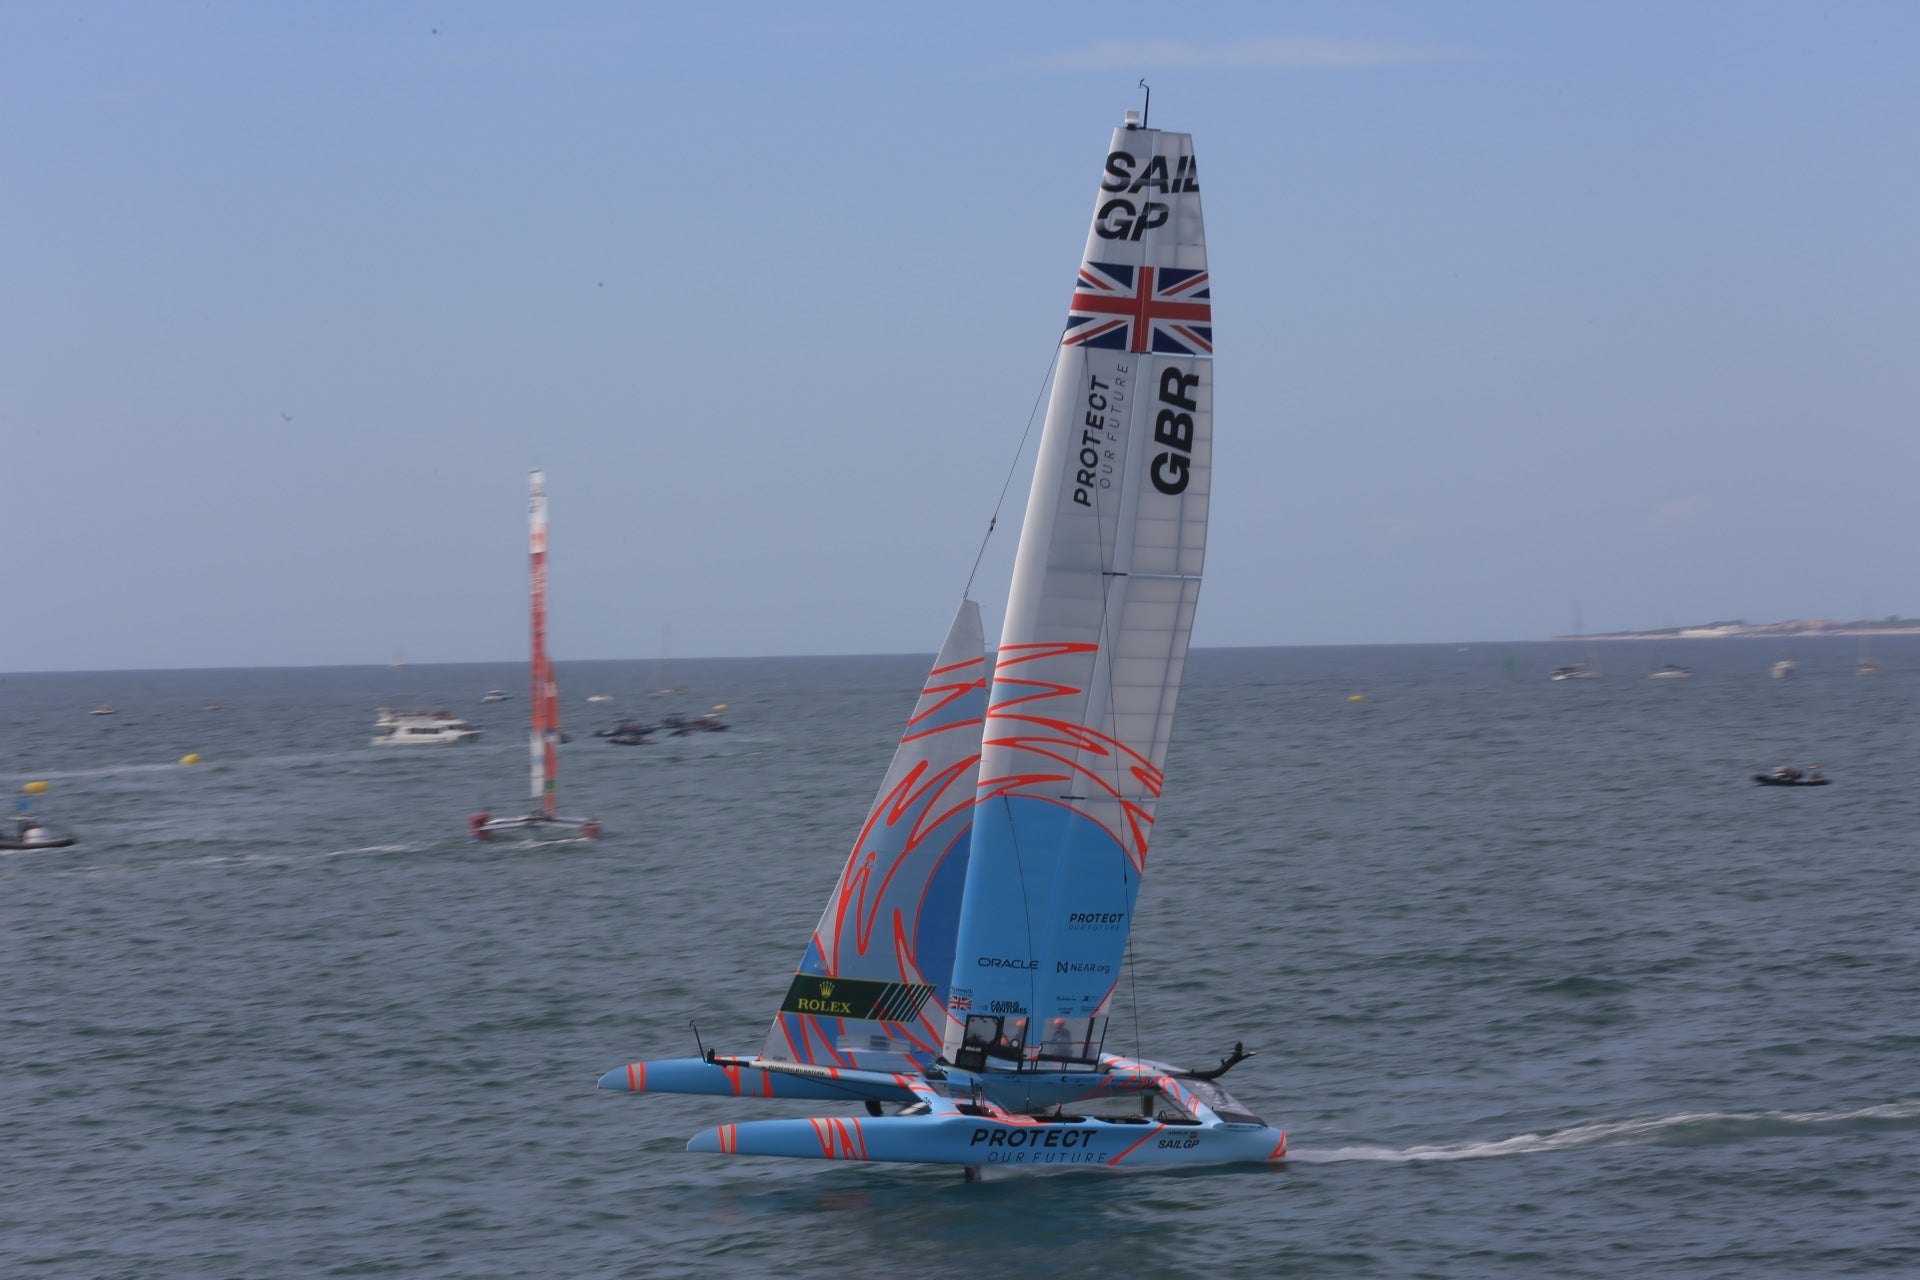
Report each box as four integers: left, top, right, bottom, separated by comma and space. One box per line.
1126, 929, 1143, 1062
1000, 791, 1040, 1103
1085, 360, 1140, 1059
965, 342, 1062, 598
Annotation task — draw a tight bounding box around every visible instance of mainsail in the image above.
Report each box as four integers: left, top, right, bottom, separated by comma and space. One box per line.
528, 469, 561, 816
943, 124, 1211, 1065
761, 602, 987, 1070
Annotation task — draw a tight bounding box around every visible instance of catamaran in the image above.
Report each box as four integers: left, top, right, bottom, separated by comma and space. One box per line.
469, 470, 601, 842
597, 112, 1284, 1174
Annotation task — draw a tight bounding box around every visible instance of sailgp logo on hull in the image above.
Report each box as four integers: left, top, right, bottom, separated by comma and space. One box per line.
777, 974, 934, 1022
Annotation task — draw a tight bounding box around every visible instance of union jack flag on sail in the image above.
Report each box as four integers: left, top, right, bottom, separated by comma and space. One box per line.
1063, 261, 1212, 356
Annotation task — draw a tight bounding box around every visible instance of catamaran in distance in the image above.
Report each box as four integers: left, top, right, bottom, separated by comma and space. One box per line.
597, 110, 1285, 1175
469, 471, 601, 842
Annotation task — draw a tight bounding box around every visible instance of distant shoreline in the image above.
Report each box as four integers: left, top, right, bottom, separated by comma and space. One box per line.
1551, 620, 1920, 642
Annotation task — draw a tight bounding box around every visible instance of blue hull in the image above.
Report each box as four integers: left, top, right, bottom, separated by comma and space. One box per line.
598, 1053, 1284, 1171
596, 1057, 920, 1104
688, 1112, 1286, 1169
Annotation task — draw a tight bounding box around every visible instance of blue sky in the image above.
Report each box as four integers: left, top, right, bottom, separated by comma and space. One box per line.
4, 2, 1917, 670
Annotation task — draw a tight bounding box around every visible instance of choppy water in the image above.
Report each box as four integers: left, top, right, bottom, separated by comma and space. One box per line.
4, 637, 1919, 1277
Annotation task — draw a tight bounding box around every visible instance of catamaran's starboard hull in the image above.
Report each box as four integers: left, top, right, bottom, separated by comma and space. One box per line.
687, 1113, 1285, 1170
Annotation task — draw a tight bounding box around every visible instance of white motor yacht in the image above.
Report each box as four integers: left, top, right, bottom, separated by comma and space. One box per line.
371, 708, 483, 745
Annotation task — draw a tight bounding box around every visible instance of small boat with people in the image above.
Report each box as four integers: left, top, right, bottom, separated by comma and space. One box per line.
597, 718, 655, 745
468, 471, 602, 843
5, 783, 75, 850
371, 709, 483, 745
1549, 663, 1595, 681
481, 689, 513, 703
89, 704, 117, 716
1648, 663, 1693, 680
1753, 764, 1829, 787
1771, 659, 1798, 679
0, 816, 77, 851
659, 707, 729, 735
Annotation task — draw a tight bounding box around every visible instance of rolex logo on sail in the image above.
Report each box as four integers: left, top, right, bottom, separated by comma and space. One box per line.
778, 974, 935, 1022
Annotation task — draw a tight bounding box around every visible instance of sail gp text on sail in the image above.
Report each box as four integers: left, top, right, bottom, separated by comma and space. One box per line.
1096, 149, 1200, 240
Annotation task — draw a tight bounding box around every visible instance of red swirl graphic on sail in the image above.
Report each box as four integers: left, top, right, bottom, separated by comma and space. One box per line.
974, 641, 1163, 875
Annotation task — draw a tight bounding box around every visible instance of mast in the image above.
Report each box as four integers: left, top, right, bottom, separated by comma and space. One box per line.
528, 470, 559, 816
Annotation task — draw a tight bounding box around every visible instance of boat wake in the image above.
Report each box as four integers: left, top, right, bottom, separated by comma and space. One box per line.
34, 760, 191, 780
1289, 1100, 1920, 1164
320, 843, 430, 858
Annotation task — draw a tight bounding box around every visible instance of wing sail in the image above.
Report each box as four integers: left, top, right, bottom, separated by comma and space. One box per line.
943, 126, 1211, 1065
528, 470, 560, 814
761, 601, 988, 1070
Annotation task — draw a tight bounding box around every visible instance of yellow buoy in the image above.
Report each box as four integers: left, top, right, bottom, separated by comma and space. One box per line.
1348, 694, 1365, 702
180, 754, 201, 766
23, 780, 49, 794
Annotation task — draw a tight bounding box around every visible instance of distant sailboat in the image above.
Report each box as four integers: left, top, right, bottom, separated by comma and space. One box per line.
1857, 598, 1882, 675
598, 110, 1285, 1173
469, 471, 601, 842
1647, 621, 1691, 679
1551, 604, 1598, 680
647, 625, 687, 698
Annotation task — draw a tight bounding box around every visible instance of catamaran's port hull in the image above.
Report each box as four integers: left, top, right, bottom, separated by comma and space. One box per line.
687, 1113, 1286, 1169
597, 1056, 1168, 1111
596, 1057, 923, 1103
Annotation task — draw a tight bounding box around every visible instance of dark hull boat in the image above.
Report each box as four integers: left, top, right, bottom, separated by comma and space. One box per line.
2, 819, 76, 850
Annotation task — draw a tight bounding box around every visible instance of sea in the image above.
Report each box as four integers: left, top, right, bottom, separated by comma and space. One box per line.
4, 635, 1917, 1278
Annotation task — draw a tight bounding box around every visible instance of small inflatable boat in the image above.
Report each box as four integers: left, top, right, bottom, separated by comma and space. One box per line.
1753, 769, 1829, 787
0, 822, 78, 850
